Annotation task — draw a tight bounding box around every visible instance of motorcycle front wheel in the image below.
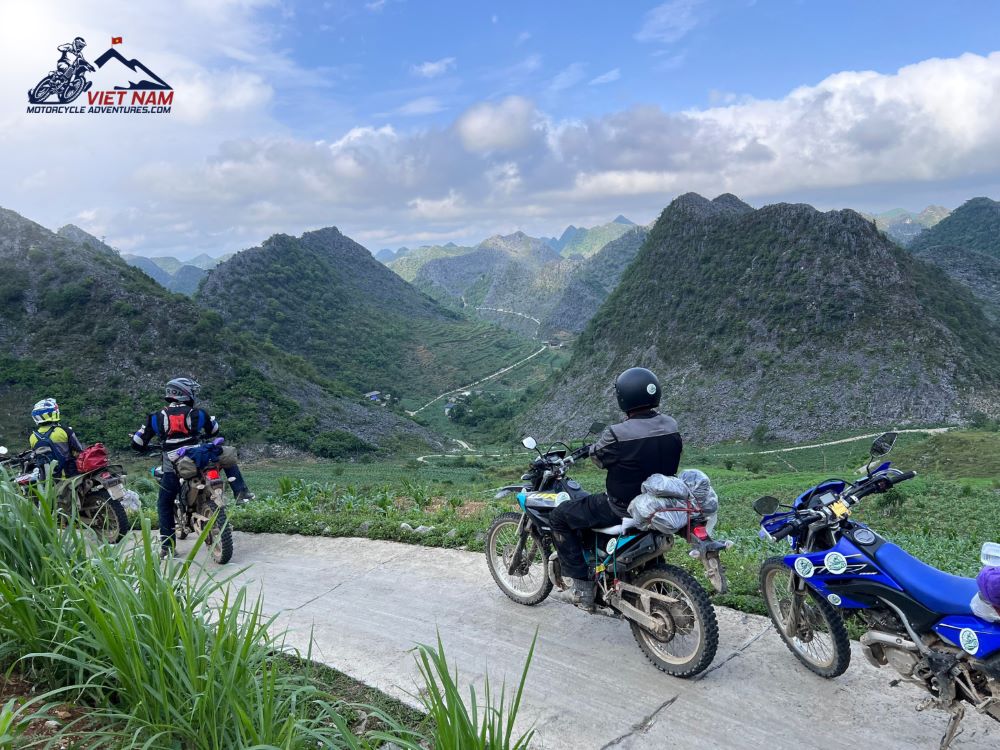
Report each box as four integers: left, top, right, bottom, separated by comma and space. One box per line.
760, 556, 850, 678
59, 76, 86, 103
485, 512, 553, 605
627, 563, 719, 677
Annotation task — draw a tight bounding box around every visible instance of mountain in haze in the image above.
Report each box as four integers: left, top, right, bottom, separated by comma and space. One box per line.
120, 252, 228, 295
56, 224, 117, 257
548, 219, 636, 258
375, 247, 411, 263
539, 226, 649, 337
0, 207, 434, 456
528, 193, 1000, 443
907, 197, 1000, 317
197, 227, 538, 410
387, 243, 473, 282
403, 228, 652, 338
864, 206, 950, 246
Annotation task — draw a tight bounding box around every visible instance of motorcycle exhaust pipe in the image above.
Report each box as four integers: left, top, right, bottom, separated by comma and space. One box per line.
860, 630, 918, 669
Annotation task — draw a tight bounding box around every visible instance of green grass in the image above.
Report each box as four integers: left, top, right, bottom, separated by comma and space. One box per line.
0, 475, 536, 748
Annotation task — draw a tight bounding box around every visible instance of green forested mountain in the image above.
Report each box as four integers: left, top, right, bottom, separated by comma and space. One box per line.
528, 193, 1000, 443
0, 209, 436, 456
910, 197, 1000, 257
907, 198, 1000, 316
198, 227, 538, 411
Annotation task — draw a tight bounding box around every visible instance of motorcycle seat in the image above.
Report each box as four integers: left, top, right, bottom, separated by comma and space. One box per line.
874, 543, 978, 616
593, 517, 639, 536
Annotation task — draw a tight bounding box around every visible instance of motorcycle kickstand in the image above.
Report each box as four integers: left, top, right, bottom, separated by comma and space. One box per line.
938, 705, 965, 750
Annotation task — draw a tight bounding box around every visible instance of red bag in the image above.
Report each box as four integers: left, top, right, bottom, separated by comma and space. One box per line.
76, 443, 109, 473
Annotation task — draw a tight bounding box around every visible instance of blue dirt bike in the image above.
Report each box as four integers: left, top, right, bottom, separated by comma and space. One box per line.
754, 432, 1000, 748
485, 435, 730, 677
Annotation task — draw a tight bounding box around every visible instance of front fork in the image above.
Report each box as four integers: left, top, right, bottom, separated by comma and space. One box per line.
785, 572, 810, 638
506, 513, 538, 576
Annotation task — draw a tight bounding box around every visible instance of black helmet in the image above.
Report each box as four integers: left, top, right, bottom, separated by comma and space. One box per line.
614, 367, 661, 413
73, 37, 86, 51
165, 377, 200, 403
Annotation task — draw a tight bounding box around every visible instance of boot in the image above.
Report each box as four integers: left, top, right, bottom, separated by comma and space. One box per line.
555, 578, 596, 611
234, 490, 255, 505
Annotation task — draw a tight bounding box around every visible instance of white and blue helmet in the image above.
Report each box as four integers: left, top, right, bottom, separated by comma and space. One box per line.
31, 398, 60, 425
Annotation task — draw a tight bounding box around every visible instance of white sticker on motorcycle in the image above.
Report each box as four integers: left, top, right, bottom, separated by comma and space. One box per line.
959, 628, 980, 655
794, 557, 815, 578
606, 538, 618, 554
827, 594, 842, 606
824, 552, 848, 574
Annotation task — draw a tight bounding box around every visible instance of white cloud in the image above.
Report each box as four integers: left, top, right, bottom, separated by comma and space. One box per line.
410, 57, 456, 78
455, 96, 538, 152
365, 0, 386, 11
589, 68, 620, 86
549, 62, 586, 92
515, 31, 532, 45
636, 0, 702, 44
408, 190, 465, 220
395, 96, 446, 116
3, 14, 1000, 260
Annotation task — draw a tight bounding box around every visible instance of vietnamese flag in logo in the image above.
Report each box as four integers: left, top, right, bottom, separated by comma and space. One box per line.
111, 36, 123, 45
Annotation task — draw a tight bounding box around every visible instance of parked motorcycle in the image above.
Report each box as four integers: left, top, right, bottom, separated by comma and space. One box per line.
0, 445, 128, 544
485, 434, 729, 677
754, 432, 1000, 748
150, 438, 234, 564
28, 57, 95, 104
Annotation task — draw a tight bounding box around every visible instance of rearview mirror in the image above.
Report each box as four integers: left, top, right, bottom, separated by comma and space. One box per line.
753, 495, 780, 516
870, 432, 898, 458
521, 437, 537, 451
587, 421, 607, 435
0, 446, 7, 456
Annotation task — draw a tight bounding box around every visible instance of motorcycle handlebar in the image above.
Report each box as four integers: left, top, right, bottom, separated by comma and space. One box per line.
771, 512, 820, 541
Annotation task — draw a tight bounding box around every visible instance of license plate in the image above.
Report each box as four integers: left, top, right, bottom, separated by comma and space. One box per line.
106, 483, 124, 500
830, 500, 850, 519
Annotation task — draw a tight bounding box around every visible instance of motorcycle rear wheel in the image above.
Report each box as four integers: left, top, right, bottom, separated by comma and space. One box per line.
486, 511, 553, 605
85, 490, 128, 544
30, 75, 57, 103
760, 556, 850, 678
204, 502, 233, 564
628, 563, 719, 677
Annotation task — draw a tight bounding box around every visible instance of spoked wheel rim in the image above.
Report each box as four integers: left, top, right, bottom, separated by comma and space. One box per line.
763, 566, 837, 668
634, 576, 704, 665
91, 504, 120, 544
487, 520, 547, 598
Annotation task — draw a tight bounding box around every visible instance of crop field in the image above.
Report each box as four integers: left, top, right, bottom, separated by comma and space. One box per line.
109, 429, 1000, 619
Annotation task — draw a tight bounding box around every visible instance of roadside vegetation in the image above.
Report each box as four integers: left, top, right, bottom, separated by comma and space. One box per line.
0, 477, 535, 748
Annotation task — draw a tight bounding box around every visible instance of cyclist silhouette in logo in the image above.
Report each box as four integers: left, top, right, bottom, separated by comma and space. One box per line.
29, 36, 95, 104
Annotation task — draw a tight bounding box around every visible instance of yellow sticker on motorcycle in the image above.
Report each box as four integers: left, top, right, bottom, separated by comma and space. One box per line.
830, 500, 850, 519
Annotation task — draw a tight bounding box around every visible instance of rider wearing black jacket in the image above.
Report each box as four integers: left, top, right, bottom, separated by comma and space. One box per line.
550, 368, 682, 609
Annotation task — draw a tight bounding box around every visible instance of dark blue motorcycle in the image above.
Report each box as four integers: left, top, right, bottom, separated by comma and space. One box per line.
754, 432, 1000, 748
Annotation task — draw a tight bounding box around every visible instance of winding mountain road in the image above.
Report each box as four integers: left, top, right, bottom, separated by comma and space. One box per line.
405, 346, 547, 416
216, 533, 997, 750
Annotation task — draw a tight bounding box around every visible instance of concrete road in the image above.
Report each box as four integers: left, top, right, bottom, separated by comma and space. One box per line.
210, 532, 997, 750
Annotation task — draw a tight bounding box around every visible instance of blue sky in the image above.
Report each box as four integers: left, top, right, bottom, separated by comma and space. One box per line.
268, 0, 1000, 127
2, 0, 1000, 256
